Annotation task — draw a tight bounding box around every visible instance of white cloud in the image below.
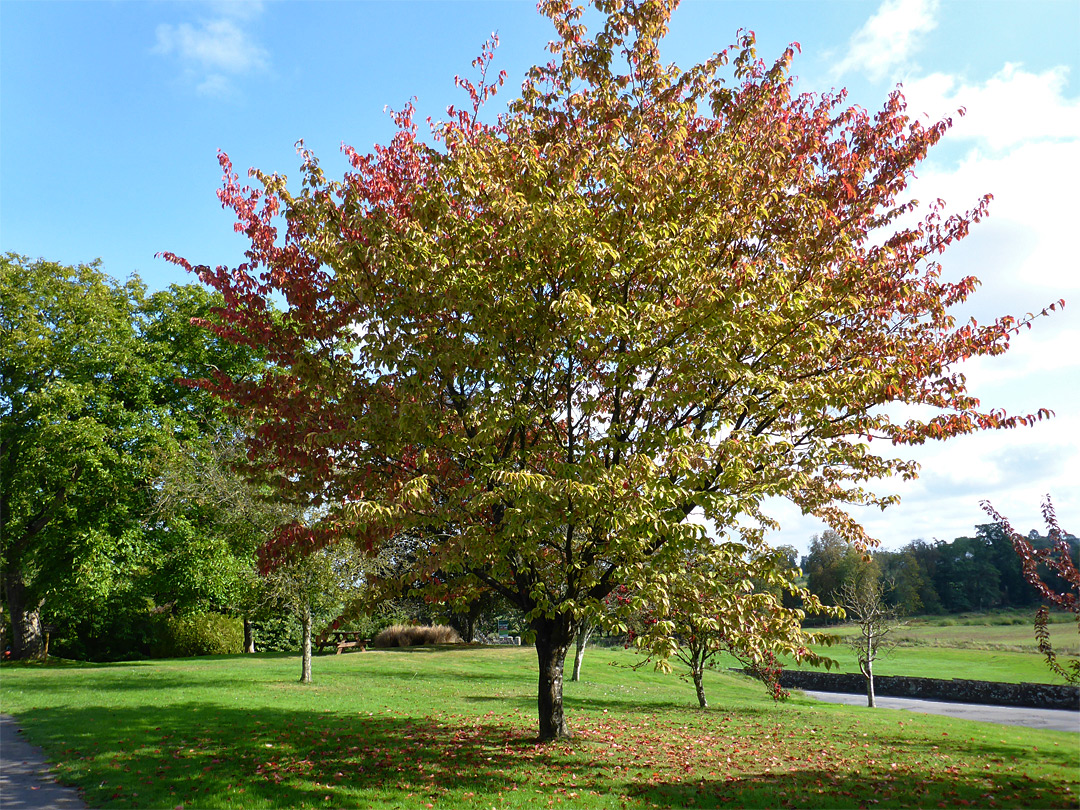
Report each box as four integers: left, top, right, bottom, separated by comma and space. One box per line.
911, 140, 1080, 297
155, 18, 268, 74
961, 327, 1080, 390
767, 58, 1080, 558
768, 411, 1080, 558
903, 64, 1080, 150
833, 0, 939, 81
196, 73, 234, 99
154, 6, 269, 97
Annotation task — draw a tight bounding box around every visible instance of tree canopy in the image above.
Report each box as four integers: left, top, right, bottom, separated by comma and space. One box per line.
1, 253, 262, 659
163, 0, 1058, 739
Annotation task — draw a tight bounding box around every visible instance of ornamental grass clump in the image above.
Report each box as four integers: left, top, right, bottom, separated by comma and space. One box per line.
372, 624, 462, 648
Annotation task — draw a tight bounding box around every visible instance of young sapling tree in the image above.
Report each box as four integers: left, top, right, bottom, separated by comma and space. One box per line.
839, 574, 904, 707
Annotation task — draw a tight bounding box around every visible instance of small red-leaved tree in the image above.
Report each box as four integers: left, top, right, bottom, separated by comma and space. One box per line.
632, 541, 840, 708
982, 497, 1079, 683
163, 0, 1058, 740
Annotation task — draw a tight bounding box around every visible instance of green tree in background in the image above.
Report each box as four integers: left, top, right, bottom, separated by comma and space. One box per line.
878, 545, 935, 615
263, 539, 373, 683
2, 256, 150, 657
802, 530, 880, 608
1, 254, 262, 659
634, 543, 839, 709
150, 433, 297, 652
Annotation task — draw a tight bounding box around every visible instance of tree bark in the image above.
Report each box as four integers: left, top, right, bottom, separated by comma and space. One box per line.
570, 623, 593, 682
243, 617, 255, 653
449, 605, 479, 644
300, 603, 313, 684
3, 568, 44, 660
865, 625, 876, 708
534, 615, 574, 741
693, 666, 709, 709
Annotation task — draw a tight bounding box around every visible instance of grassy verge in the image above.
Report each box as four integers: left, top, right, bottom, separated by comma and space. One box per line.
1, 646, 1076, 809
826, 615, 1078, 654
787, 612, 1079, 683
787, 643, 1076, 683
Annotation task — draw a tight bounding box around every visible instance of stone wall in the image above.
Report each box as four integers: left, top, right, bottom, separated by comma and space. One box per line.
764, 669, 1079, 711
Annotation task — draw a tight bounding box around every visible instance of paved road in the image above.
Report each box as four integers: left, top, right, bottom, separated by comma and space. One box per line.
804, 690, 1080, 732
0, 714, 88, 809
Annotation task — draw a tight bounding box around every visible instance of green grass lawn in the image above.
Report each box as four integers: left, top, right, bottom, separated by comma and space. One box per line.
894, 618, 1079, 654
789, 643, 1077, 683
2, 646, 1076, 809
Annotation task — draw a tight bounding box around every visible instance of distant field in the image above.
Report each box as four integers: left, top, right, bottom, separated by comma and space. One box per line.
893, 620, 1079, 654
787, 644, 1074, 684
788, 610, 1079, 683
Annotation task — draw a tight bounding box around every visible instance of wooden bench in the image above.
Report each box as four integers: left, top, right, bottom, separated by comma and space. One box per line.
314, 630, 367, 655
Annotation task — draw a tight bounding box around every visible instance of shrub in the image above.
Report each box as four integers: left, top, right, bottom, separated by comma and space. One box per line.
371, 624, 462, 648
340, 601, 414, 640
151, 613, 244, 658
49, 605, 157, 662
249, 613, 302, 652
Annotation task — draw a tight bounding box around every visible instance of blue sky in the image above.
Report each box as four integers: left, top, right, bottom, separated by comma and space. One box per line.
2, 0, 1077, 555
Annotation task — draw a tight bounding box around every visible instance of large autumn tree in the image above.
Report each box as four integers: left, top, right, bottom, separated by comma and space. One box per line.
163, 0, 1058, 740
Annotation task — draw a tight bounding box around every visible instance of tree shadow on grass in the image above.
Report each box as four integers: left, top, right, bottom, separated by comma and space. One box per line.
12, 702, 554, 809
562, 693, 796, 718
12, 700, 1078, 810
1, 667, 294, 697
633, 766, 1077, 809
563, 694, 696, 713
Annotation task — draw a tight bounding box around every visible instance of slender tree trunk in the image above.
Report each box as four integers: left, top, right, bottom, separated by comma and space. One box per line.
534, 615, 574, 741
865, 625, 876, 707
570, 623, 593, 682
3, 568, 44, 660
300, 603, 313, 684
693, 666, 709, 709
243, 617, 255, 653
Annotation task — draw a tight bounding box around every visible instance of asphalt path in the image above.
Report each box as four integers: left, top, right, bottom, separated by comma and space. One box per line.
803, 690, 1080, 732
0, 714, 88, 809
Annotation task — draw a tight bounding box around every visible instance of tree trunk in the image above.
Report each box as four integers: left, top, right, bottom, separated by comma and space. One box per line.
570, 623, 593, 682
693, 667, 709, 709
300, 603, 313, 684
461, 613, 477, 644
534, 615, 574, 741
3, 568, 44, 660
243, 617, 255, 653
450, 607, 479, 644
865, 625, 876, 708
